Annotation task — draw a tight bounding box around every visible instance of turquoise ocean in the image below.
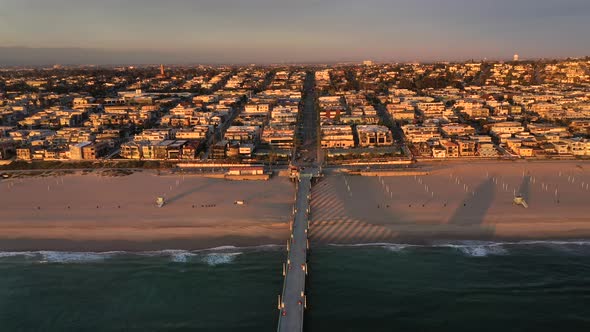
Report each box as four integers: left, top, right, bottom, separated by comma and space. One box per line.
1, 241, 590, 331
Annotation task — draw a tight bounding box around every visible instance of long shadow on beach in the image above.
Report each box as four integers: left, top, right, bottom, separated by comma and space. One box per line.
166, 182, 212, 204
449, 177, 495, 226
518, 175, 531, 201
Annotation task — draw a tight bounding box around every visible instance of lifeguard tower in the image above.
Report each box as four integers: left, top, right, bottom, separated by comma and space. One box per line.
156, 197, 165, 208
513, 194, 528, 208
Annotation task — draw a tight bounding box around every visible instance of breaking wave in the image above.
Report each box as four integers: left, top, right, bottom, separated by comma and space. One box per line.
328, 240, 590, 257
201, 253, 242, 266
39, 251, 122, 263
0, 251, 38, 259
444, 243, 508, 257
0, 244, 279, 264
329, 243, 411, 252
0, 251, 122, 263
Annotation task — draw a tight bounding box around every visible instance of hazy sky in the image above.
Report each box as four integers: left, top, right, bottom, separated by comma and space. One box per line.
1, 0, 590, 64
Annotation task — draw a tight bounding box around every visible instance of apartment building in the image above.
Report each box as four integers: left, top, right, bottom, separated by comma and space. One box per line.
224, 126, 260, 143
402, 124, 441, 143
417, 102, 445, 118
134, 129, 171, 142
69, 141, 108, 160
441, 124, 476, 137
321, 125, 355, 149
261, 128, 295, 149
490, 122, 526, 136
174, 126, 211, 140
461, 108, 490, 119
356, 125, 393, 147
244, 103, 271, 115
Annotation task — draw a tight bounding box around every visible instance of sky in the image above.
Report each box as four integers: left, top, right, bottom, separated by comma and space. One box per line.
1, 0, 590, 65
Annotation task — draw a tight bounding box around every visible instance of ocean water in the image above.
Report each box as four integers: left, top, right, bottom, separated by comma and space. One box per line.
306, 241, 590, 332
0, 247, 284, 332
1, 242, 590, 332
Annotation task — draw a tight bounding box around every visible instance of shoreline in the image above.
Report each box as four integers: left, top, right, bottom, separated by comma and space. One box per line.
2, 236, 590, 253
0, 237, 286, 252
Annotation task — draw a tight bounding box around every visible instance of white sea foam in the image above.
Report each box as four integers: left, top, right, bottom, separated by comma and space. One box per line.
0, 240, 589, 263
38, 251, 122, 263
327, 239, 590, 257
329, 243, 413, 252
0, 251, 37, 258
197, 244, 283, 253
143, 249, 243, 264
517, 240, 590, 246
383, 244, 412, 252
330, 243, 401, 248
202, 246, 239, 251
449, 244, 508, 257
441, 240, 590, 256
170, 251, 197, 263
201, 252, 242, 266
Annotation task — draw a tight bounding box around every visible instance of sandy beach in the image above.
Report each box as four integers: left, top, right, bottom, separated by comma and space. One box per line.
0, 172, 294, 251
2, 160, 590, 251
311, 161, 590, 244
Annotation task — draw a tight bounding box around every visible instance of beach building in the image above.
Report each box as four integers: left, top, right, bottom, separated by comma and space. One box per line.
174, 126, 211, 140
181, 141, 205, 159
490, 122, 526, 136
120, 141, 146, 160
261, 128, 295, 149
321, 125, 355, 149
356, 125, 393, 147
211, 140, 229, 159
224, 126, 260, 144
552, 141, 570, 154
69, 141, 108, 160
68, 142, 86, 161
457, 139, 477, 157
518, 146, 534, 157
16, 147, 32, 161
441, 124, 476, 137
527, 123, 569, 136
402, 124, 441, 143
441, 140, 459, 157
432, 145, 447, 158
478, 143, 499, 157
227, 166, 265, 176
238, 143, 255, 157
134, 129, 171, 142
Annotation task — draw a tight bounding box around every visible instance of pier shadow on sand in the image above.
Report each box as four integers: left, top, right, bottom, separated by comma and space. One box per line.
309, 176, 408, 244
448, 177, 495, 226
311, 175, 504, 245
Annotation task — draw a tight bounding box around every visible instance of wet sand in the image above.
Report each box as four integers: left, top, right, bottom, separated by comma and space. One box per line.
0, 172, 294, 251
311, 161, 590, 244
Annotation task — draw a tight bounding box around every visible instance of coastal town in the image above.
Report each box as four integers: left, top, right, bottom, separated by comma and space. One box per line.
1, 58, 589, 172
4, 0, 590, 330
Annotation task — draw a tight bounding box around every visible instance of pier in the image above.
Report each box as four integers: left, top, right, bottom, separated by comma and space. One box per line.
277, 170, 316, 332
